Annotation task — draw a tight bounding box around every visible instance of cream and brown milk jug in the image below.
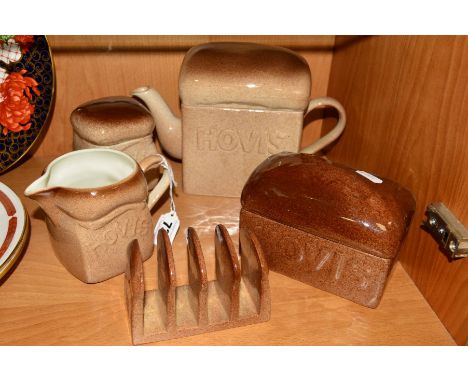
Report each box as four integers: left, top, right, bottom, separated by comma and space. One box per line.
24, 149, 170, 283
133, 42, 346, 197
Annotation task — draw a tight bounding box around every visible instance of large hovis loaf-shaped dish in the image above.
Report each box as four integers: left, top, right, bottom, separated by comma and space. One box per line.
240, 153, 415, 308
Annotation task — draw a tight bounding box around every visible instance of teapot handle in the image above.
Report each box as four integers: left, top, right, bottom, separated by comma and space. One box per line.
300, 97, 347, 154
138, 156, 170, 211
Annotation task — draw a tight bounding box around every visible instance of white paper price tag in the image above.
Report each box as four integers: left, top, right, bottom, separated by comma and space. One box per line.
152, 154, 180, 245
154, 210, 180, 245
356, 170, 383, 184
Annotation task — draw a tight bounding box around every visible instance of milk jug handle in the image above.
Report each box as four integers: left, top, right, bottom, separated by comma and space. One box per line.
138, 156, 170, 211
300, 97, 347, 154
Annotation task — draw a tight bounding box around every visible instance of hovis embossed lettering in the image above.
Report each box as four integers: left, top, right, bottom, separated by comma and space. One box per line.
132, 42, 346, 197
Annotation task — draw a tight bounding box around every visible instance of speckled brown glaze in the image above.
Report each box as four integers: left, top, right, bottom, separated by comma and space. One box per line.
133, 42, 346, 197
179, 42, 311, 110
125, 226, 271, 345
178, 42, 343, 196
240, 152, 415, 308
25, 149, 170, 283
181, 105, 304, 196
179, 42, 312, 196
71, 96, 158, 162
31, 167, 152, 284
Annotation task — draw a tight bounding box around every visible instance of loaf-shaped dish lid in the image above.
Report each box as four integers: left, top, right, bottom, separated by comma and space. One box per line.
241, 153, 416, 259
179, 42, 311, 111
71, 96, 155, 145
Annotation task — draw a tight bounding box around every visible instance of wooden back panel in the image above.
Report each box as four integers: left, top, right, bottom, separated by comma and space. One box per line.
326, 36, 468, 344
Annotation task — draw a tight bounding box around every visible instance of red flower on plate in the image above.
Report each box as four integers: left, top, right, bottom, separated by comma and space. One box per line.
0, 69, 41, 135
13, 35, 35, 54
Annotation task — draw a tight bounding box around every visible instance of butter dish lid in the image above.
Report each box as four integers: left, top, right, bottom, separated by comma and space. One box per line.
241, 153, 415, 259
71, 96, 155, 145
179, 42, 311, 111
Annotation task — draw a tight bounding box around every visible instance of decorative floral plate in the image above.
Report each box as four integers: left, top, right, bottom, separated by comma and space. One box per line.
0, 35, 54, 174
0, 181, 28, 280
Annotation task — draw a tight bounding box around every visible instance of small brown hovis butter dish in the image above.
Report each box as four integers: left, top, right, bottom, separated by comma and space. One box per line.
240, 152, 415, 308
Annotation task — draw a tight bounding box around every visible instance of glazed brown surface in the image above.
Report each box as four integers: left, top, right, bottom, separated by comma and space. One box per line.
240, 209, 392, 308
71, 96, 154, 145
33, 166, 147, 223
241, 153, 415, 260
26, 156, 155, 283
179, 42, 312, 110
127, 226, 270, 344
182, 106, 304, 197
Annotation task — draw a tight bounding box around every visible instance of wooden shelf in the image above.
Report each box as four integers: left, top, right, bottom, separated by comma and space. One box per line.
0, 157, 455, 345
47, 35, 336, 51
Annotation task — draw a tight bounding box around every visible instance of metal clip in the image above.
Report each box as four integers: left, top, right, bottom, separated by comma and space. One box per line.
423, 203, 468, 261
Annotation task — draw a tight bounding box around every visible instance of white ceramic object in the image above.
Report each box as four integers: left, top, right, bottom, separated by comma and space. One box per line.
0, 182, 28, 276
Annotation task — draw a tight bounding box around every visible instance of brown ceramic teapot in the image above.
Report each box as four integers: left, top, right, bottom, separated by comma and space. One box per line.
132, 42, 346, 197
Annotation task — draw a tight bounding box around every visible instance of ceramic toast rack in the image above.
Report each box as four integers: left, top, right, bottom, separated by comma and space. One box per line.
125, 225, 271, 345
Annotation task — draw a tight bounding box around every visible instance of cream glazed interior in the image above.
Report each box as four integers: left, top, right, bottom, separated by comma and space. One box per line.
25, 149, 136, 192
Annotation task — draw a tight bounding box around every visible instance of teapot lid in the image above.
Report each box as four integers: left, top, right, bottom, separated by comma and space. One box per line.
179, 42, 311, 111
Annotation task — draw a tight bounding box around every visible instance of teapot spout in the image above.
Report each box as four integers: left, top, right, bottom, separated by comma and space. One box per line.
132, 86, 182, 159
